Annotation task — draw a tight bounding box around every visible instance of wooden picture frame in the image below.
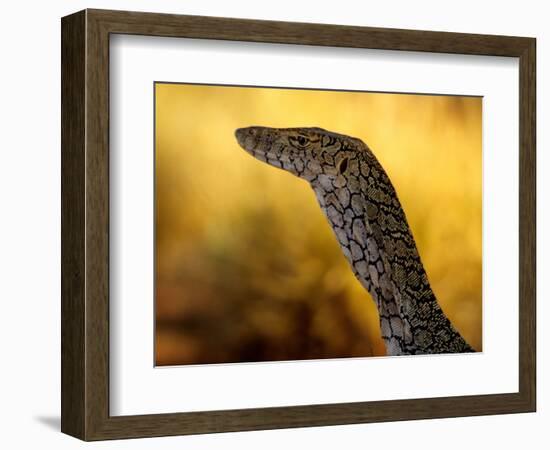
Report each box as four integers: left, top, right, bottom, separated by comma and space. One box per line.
61, 8, 536, 441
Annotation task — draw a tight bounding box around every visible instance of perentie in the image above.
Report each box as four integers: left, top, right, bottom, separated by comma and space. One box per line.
235, 126, 474, 356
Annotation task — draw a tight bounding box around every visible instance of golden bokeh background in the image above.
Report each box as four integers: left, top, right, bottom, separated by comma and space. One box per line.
155, 83, 482, 366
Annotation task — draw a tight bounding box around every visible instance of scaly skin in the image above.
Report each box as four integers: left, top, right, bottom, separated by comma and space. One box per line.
235, 126, 474, 355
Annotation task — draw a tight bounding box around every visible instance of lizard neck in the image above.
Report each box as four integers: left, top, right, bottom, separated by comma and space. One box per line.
311, 151, 473, 355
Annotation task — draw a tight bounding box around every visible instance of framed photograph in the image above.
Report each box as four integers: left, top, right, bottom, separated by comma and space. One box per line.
61, 9, 536, 440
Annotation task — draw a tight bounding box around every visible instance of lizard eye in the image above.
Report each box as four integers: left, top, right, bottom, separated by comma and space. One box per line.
289, 135, 310, 149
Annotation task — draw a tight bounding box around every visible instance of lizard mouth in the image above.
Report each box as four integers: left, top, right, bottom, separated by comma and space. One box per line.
234, 127, 250, 147
235, 127, 271, 160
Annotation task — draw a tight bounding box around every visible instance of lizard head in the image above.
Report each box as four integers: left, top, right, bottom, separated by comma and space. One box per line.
235, 126, 362, 184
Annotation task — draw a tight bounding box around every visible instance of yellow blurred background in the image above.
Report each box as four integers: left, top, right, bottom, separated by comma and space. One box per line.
155, 83, 482, 366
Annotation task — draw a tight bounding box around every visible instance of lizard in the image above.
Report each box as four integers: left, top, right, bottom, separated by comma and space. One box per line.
235, 126, 475, 355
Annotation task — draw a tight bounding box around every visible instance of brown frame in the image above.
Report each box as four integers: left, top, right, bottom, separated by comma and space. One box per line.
61, 8, 536, 441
